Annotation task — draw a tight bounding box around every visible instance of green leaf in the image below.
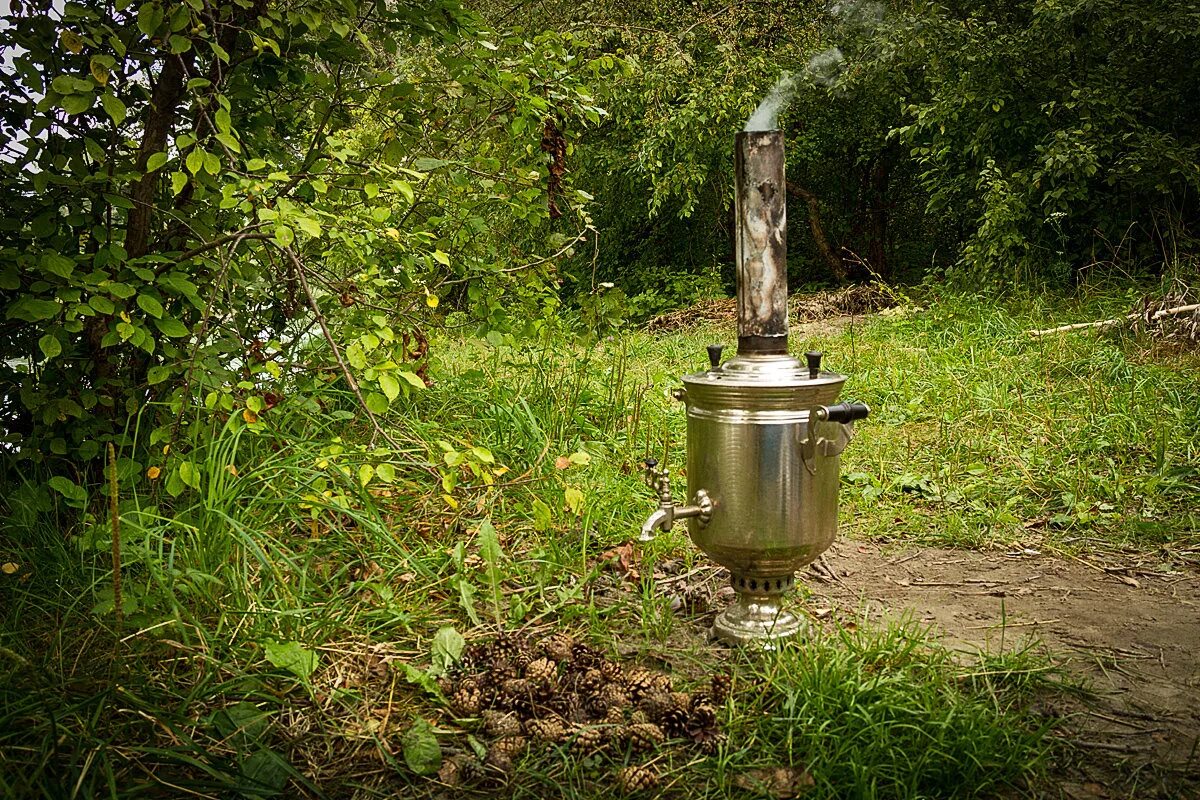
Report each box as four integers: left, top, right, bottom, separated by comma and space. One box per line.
376, 463, 396, 483
136, 294, 164, 318
214, 132, 240, 153
171, 171, 188, 195
47, 476, 87, 505
358, 463, 374, 486
89, 296, 115, 314
168, 35, 191, 54
430, 626, 464, 673
146, 151, 168, 172
38, 334, 62, 360
378, 373, 400, 403
40, 252, 75, 278
6, 298, 60, 322
564, 485, 585, 515
178, 460, 200, 489
138, 2, 164, 36
154, 316, 189, 338
531, 498, 552, 532
263, 640, 319, 680
147, 365, 171, 385
62, 94, 94, 115
273, 224, 294, 247
185, 148, 204, 175
397, 370, 425, 389
432, 250, 450, 266
100, 92, 126, 125
364, 392, 388, 415
296, 216, 321, 237
402, 719, 441, 776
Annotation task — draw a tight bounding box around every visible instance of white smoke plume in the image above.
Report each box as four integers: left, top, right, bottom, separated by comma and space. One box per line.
744, 72, 799, 131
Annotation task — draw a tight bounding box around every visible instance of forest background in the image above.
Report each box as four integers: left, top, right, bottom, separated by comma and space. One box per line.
1, 0, 1198, 796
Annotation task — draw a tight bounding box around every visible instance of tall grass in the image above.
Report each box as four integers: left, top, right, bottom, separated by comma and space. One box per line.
2, 289, 1193, 797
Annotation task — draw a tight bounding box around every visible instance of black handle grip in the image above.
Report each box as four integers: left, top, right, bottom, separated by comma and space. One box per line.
805, 350, 823, 379
706, 344, 724, 369
819, 402, 870, 424
644, 458, 658, 469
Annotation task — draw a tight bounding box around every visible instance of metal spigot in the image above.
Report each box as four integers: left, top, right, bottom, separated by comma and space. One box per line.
639, 458, 713, 542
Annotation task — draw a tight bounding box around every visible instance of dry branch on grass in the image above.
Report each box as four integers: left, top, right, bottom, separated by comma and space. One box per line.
1028, 284, 1200, 343
645, 283, 901, 333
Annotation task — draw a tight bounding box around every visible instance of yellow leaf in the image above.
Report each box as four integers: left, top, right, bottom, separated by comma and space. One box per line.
225, 464, 238, 476
146, 466, 161, 480
425, 292, 439, 308
61, 29, 84, 54
1, 562, 19, 575
90, 58, 109, 86
242, 408, 258, 423
162, 444, 170, 455
120, 311, 130, 322
441, 493, 459, 509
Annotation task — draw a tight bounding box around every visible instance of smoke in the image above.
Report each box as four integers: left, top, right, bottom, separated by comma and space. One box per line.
742, 0, 883, 130
742, 49, 845, 131
744, 73, 799, 132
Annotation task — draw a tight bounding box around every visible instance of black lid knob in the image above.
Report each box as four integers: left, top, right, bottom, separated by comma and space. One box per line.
805, 350, 823, 379
644, 458, 658, 468
706, 344, 723, 369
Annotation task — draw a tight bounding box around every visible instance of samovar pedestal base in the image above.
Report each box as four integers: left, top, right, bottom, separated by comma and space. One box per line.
712, 572, 806, 646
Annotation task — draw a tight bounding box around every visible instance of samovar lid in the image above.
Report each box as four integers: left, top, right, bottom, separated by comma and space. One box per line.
681, 350, 846, 409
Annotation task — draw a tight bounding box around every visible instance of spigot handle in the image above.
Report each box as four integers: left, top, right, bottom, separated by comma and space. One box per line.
817, 401, 871, 424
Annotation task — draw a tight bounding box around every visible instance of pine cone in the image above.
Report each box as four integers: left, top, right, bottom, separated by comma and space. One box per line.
659, 705, 689, 738
486, 735, 528, 772
571, 725, 608, 754
636, 688, 674, 720
450, 679, 483, 716
570, 641, 600, 668
526, 716, 570, 744
671, 691, 693, 711
576, 667, 604, 695
710, 673, 732, 704
481, 710, 522, 738
604, 705, 625, 726
587, 683, 631, 716
600, 660, 625, 684
539, 633, 575, 663
689, 700, 717, 732
525, 657, 557, 685
616, 764, 659, 793
629, 709, 649, 725
693, 728, 727, 755
624, 722, 665, 752
438, 754, 484, 786
624, 668, 670, 699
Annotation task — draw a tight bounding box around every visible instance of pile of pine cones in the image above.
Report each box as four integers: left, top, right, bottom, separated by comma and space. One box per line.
436, 632, 731, 792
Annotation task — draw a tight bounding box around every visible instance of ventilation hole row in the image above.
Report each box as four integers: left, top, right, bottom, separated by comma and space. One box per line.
734, 576, 794, 592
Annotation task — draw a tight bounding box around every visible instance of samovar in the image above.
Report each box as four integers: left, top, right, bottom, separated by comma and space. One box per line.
639, 130, 869, 645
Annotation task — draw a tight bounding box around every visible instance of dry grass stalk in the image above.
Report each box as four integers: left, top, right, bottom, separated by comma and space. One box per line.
645, 284, 900, 333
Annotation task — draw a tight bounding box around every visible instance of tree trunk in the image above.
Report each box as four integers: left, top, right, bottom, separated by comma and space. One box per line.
786, 181, 847, 283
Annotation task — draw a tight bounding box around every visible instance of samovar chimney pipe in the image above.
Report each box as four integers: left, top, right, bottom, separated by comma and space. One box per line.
734, 130, 789, 356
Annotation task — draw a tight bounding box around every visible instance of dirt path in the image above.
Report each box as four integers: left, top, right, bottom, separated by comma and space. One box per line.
802, 541, 1200, 799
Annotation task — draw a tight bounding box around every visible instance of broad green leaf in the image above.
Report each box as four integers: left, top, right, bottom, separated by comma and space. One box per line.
100, 92, 126, 125
531, 498, 552, 531
146, 151, 168, 172
430, 626, 464, 673
432, 250, 450, 266
376, 463, 396, 483
215, 132, 240, 153
137, 2, 164, 36
402, 719, 441, 776
153, 316, 189, 337
147, 365, 171, 385
296, 217, 321, 237
263, 640, 318, 680
564, 485, 585, 515
397, 371, 425, 389
169, 35, 191, 54
38, 334, 62, 359
273, 224, 294, 247
40, 252, 75, 278
185, 148, 204, 175
171, 171, 188, 195
178, 460, 200, 489
364, 392, 388, 415
6, 298, 60, 322
136, 294, 164, 318
62, 94, 94, 116
89, 296, 115, 314
47, 476, 87, 504
378, 373, 400, 402
358, 463, 374, 486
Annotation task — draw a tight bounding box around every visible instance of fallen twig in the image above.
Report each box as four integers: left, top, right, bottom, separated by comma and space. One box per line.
1028, 303, 1200, 336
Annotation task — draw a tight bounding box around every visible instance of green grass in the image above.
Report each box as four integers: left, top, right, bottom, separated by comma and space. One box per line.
1, 288, 1196, 798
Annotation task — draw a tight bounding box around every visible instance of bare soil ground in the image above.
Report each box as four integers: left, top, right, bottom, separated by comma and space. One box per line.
800, 541, 1200, 799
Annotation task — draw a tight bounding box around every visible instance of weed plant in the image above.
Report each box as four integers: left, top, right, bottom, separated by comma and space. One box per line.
1, 290, 1195, 797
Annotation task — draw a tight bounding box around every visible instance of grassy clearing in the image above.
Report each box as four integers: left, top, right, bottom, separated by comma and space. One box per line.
1, 289, 1195, 797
